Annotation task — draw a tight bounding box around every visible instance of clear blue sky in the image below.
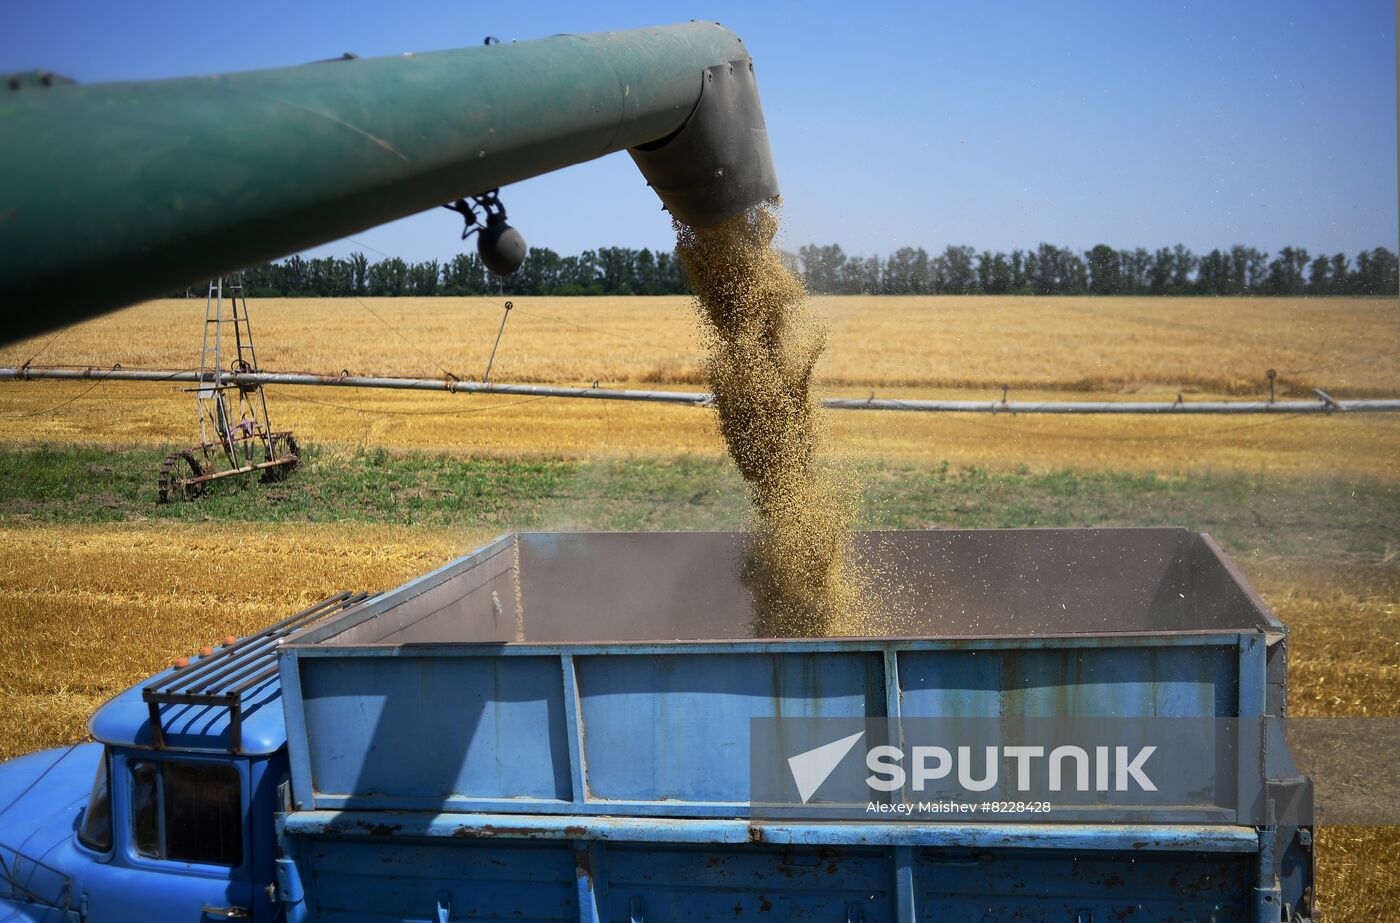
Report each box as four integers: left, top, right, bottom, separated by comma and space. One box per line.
3, 1, 1395, 264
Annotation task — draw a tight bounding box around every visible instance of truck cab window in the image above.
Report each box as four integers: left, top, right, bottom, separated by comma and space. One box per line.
129, 759, 242, 867
76, 750, 112, 852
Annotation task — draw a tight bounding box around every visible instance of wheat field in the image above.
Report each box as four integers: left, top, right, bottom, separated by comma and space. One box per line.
4, 295, 1396, 479
2, 295, 1397, 395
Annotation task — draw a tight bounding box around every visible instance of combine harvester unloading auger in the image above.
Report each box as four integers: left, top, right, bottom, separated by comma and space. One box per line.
0, 22, 778, 337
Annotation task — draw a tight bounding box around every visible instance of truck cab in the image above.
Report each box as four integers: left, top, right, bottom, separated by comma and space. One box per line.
0, 593, 364, 922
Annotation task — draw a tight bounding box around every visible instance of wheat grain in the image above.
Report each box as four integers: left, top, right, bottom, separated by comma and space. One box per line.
676, 206, 866, 636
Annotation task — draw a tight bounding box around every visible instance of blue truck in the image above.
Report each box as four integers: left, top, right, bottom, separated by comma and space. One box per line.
0, 528, 1314, 922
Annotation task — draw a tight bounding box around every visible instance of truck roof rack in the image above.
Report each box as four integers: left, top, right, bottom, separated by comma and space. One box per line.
142, 591, 370, 753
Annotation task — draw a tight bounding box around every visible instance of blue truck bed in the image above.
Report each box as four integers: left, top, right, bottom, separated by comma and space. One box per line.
274, 529, 1314, 922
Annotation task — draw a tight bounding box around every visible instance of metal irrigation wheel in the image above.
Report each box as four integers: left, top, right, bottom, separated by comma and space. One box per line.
285, 433, 300, 470
157, 449, 204, 503
260, 432, 300, 483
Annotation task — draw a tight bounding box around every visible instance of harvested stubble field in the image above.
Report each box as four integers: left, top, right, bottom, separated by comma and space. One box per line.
1, 293, 1397, 919
0, 521, 472, 764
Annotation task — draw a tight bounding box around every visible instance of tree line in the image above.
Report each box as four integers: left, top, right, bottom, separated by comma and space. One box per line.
226, 242, 1398, 298
797, 243, 1398, 296
234, 247, 687, 298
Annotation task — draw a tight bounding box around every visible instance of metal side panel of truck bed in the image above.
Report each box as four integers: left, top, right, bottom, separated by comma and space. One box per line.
273, 529, 1314, 922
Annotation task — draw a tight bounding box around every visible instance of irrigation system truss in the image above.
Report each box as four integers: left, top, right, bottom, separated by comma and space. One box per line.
4, 366, 1399, 415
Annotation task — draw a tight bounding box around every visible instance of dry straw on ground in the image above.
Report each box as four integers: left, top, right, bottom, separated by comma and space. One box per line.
0, 522, 475, 763
1248, 563, 1400, 921
1257, 561, 1400, 717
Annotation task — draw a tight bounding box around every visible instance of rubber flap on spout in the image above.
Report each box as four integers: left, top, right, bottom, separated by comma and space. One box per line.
628, 57, 781, 229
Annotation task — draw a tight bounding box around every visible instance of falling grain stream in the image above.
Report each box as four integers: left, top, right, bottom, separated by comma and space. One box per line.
675, 204, 869, 636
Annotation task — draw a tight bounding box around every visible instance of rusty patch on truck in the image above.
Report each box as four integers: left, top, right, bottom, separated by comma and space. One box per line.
466, 824, 527, 838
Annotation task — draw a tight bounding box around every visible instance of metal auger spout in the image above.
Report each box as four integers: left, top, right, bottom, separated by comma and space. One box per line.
627, 53, 779, 230
0, 21, 780, 342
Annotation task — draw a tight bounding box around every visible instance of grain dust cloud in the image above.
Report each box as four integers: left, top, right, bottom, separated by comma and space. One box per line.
675, 204, 869, 637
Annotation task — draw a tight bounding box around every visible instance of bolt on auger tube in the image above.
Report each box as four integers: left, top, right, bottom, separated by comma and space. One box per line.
0, 21, 780, 343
